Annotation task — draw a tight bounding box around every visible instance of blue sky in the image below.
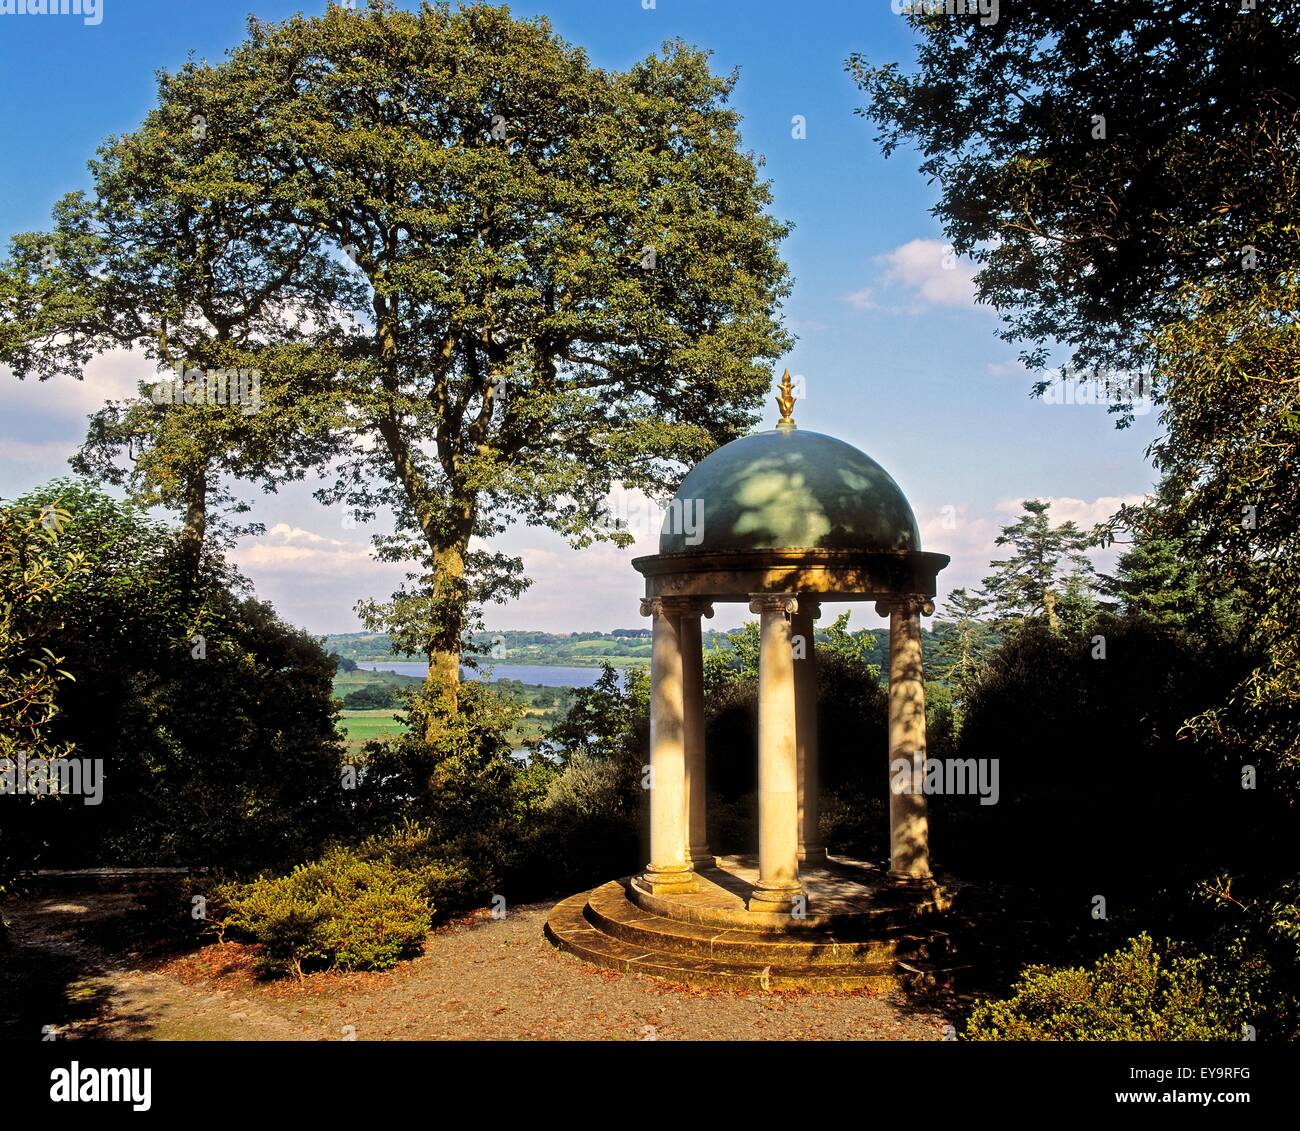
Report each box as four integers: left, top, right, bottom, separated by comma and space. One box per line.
0, 0, 1161, 634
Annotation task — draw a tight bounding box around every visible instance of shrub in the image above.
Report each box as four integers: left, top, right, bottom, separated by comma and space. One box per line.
512, 802, 640, 897
352, 681, 521, 842
352, 821, 485, 916
1197, 873, 1300, 1041
3, 480, 347, 874
952, 616, 1257, 890
215, 848, 430, 977
343, 684, 396, 709
542, 752, 627, 819
818, 785, 887, 861
707, 793, 756, 857
965, 933, 1243, 1041
500, 752, 641, 898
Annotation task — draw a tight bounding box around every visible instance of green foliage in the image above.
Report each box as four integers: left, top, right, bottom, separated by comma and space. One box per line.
0, 496, 87, 909
954, 613, 1255, 888
350, 821, 483, 916
927, 588, 999, 711
703, 620, 761, 694
818, 785, 887, 862
342, 684, 398, 710
538, 664, 643, 770
212, 818, 495, 979
2, 0, 794, 696
1196, 874, 1300, 1042
981, 500, 1097, 631
214, 847, 431, 978
697, 614, 891, 849
514, 664, 645, 894
0, 498, 84, 757
3, 479, 346, 871
512, 761, 642, 897
1105, 530, 1220, 635
815, 642, 891, 794
1148, 274, 1300, 806
349, 679, 540, 903
816, 611, 884, 676
966, 934, 1242, 1042
848, 7, 1300, 389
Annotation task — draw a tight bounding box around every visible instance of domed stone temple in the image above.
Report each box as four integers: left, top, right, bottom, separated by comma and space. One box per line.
546, 372, 961, 989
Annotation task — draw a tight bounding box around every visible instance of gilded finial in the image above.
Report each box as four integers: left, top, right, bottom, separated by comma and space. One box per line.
775, 368, 797, 430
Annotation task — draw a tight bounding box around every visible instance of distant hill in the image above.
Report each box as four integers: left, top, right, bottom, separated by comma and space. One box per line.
322, 628, 656, 667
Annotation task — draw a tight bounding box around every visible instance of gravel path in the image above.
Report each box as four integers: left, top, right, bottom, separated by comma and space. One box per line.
2, 889, 955, 1041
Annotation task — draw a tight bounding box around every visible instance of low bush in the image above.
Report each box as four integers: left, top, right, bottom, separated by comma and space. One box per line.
352, 821, 485, 915
1196, 874, 1300, 1042
215, 848, 431, 978
965, 933, 1243, 1041
818, 785, 887, 861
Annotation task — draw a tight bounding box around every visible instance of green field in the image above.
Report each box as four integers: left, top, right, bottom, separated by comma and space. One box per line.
332, 668, 571, 750
333, 666, 422, 693
338, 708, 408, 755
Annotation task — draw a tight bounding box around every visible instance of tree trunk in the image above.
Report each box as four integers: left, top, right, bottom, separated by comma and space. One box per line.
425, 538, 467, 742
1044, 588, 1060, 632
179, 470, 207, 581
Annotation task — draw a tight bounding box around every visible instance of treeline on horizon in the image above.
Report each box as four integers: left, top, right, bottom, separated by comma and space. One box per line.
324, 622, 992, 691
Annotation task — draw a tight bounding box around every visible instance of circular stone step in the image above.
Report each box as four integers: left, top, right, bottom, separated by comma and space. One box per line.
627, 871, 953, 933
584, 880, 945, 966
544, 883, 963, 993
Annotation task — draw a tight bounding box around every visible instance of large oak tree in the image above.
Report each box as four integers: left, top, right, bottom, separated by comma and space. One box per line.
1, 2, 793, 725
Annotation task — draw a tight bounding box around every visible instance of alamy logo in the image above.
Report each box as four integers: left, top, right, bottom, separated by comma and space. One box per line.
890, 753, 1000, 806
151, 365, 261, 415
49, 1062, 151, 1111
1043, 367, 1154, 416
0, 0, 102, 25
891, 0, 999, 27
0, 753, 104, 805
600, 489, 704, 546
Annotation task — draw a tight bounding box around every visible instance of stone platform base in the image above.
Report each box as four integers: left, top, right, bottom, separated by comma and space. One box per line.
544, 854, 965, 991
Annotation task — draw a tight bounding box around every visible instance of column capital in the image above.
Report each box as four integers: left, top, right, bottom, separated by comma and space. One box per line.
640, 596, 714, 619
794, 595, 822, 620
662, 596, 714, 619
749, 593, 799, 617
874, 595, 935, 618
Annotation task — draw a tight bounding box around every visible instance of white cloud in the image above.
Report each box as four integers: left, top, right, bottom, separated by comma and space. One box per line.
880, 238, 980, 308
844, 238, 986, 315
0, 347, 150, 423
985, 359, 1028, 378
993, 494, 1147, 529
231, 523, 388, 576
917, 494, 1150, 613
0, 437, 77, 464
918, 504, 1002, 602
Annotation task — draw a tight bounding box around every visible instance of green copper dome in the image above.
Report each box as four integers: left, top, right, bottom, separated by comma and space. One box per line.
659, 428, 921, 555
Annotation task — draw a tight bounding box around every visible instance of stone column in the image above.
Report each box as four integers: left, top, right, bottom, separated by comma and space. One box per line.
675, 599, 714, 868
792, 597, 824, 861
876, 596, 935, 880
639, 597, 695, 893
748, 593, 803, 911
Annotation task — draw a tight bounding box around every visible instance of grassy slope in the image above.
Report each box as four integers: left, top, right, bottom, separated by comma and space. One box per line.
332, 668, 571, 751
